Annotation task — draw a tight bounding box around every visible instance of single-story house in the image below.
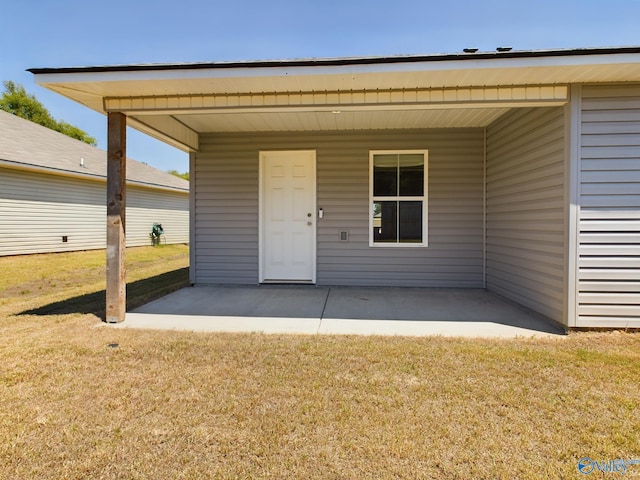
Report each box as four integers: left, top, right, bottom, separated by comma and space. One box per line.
29, 46, 640, 327
0, 109, 189, 256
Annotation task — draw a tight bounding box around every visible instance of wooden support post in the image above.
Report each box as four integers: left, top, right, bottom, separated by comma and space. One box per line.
106, 112, 127, 323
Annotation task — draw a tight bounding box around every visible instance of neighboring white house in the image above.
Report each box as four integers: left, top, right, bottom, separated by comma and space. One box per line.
0, 109, 189, 256
30, 46, 640, 328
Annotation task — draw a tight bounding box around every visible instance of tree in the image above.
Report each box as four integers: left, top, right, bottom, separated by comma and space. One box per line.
167, 169, 189, 181
57, 120, 97, 144
0, 81, 97, 146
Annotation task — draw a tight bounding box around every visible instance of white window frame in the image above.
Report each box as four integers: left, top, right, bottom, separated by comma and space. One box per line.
369, 149, 429, 248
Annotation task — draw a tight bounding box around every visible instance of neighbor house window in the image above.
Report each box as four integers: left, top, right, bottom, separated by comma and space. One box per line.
369, 150, 428, 247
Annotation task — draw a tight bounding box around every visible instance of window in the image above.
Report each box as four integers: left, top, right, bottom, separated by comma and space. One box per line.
370, 150, 428, 247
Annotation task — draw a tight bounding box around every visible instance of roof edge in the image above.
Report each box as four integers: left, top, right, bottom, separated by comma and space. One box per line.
0, 159, 106, 182
0, 159, 189, 193
28, 46, 640, 75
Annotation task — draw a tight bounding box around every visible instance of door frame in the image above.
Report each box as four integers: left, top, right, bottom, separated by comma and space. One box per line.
258, 150, 317, 284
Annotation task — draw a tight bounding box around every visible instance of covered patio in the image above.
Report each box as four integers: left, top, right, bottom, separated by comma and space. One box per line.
30, 47, 640, 330
115, 285, 566, 338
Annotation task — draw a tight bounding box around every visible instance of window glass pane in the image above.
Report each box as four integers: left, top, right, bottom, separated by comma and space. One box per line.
372, 201, 397, 243
399, 154, 424, 196
398, 201, 422, 243
373, 154, 397, 196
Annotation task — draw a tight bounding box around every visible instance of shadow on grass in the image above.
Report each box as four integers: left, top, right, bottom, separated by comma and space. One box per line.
20, 267, 189, 320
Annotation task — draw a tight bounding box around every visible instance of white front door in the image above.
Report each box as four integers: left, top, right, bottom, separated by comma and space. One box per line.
260, 151, 316, 283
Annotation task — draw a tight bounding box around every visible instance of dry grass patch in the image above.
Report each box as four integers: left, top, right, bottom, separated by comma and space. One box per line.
1, 246, 639, 479
0, 244, 189, 321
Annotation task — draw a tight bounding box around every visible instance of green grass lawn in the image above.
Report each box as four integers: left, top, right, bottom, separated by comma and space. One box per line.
1, 245, 639, 479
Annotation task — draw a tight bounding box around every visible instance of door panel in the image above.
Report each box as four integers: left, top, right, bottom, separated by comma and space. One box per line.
260, 151, 316, 282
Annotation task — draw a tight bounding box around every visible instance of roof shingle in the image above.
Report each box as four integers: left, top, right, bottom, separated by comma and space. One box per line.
0, 109, 188, 192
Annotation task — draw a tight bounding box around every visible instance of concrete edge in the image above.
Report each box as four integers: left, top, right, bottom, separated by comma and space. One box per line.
95, 313, 567, 339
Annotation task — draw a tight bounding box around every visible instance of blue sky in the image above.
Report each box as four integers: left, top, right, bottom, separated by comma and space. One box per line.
2, 0, 639, 173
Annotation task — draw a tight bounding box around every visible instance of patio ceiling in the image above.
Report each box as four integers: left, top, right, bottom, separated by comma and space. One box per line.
172, 108, 513, 133
30, 47, 640, 151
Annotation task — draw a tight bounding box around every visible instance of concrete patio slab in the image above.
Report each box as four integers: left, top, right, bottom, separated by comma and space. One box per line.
108, 285, 566, 338
133, 284, 330, 318
322, 287, 560, 328
316, 318, 561, 338
118, 314, 322, 335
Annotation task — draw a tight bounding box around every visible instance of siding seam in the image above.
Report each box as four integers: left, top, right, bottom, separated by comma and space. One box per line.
483, 126, 487, 289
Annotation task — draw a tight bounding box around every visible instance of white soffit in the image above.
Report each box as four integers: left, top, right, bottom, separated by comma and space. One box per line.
113, 85, 567, 134
104, 85, 568, 114
173, 108, 512, 132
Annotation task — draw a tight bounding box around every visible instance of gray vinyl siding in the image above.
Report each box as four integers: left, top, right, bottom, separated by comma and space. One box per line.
193, 136, 259, 284
577, 84, 640, 327
318, 131, 484, 286
194, 129, 485, 286
486, 107, 566, 324
0, 167, 189, 256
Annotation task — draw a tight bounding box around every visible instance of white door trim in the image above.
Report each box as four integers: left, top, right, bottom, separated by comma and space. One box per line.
259, 150, 317, 283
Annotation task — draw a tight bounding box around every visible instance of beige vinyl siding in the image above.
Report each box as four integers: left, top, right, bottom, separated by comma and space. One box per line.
486, 107, 566, 323
0, 167, 189, 256
127, 186, 190, 246
0, 168, 105, 255
194, 129, 484, 286
577, 84, 640, 327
